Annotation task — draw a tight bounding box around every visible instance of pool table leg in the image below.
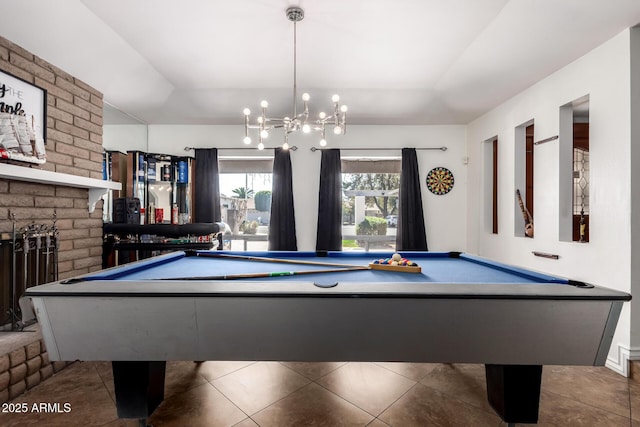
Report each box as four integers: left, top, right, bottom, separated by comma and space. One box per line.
485, 364, 542, 424
112, 361, 166, 420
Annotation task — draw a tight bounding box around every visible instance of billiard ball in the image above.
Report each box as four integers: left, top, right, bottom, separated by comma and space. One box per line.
391, 253, 402, 262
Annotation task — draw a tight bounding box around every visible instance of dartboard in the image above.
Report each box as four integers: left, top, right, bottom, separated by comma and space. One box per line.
426, 167, 455, 195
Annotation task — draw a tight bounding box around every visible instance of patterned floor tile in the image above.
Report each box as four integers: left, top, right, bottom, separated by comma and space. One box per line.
316, 362, 415, 416
211, 361, 310, 414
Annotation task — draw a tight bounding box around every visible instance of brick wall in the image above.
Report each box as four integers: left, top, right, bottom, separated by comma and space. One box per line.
0, 35, 104, 279
0, 336, 71, 402
0, 35, 104, 403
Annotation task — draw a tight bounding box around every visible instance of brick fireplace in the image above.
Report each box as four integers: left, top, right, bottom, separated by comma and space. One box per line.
0, 35, 110, 402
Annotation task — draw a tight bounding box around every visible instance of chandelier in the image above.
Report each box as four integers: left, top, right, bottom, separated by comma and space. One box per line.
243, 6, 347, 150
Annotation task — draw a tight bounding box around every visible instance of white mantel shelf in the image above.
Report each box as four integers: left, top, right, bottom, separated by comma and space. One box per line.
0, 163, 121, 213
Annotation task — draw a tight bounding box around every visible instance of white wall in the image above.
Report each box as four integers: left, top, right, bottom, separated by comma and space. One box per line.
467, 29, 632, 374
630, 26, 640, 361
103, 124, 147, 152
105, 124, 468, 251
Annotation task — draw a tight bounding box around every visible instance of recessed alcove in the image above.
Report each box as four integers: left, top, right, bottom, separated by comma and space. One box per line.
514, 120, 534, 238
559, 95, 590, 243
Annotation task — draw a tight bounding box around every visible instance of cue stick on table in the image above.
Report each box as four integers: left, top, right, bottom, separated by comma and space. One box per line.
158, 265, 371, 281
191, 251, 366, 269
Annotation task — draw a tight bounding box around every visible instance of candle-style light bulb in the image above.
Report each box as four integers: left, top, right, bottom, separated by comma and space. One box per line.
243, 136, 251, 145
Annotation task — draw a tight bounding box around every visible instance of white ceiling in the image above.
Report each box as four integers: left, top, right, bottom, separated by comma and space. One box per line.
2, 0, 640, 125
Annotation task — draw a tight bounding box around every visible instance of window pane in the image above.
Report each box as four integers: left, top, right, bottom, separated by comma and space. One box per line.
219, 172, 272, 250
342, 172, 399, 252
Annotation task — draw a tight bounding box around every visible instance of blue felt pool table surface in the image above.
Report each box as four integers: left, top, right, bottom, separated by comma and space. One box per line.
91, 250, 568, 286
31, 250, 631, 301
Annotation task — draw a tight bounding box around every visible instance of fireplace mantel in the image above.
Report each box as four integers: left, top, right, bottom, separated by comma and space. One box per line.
0, 163, 121, 212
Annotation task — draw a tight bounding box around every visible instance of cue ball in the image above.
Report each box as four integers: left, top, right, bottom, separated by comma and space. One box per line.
391, 253, 402, 262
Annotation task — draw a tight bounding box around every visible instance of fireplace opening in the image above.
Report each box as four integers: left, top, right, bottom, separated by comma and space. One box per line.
1, 214, 58, 331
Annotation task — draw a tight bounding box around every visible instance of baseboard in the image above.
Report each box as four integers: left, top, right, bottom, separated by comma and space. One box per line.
605, 343, 640, 377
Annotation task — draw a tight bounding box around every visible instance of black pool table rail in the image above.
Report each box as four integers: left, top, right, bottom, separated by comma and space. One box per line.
25, 280, 630, 301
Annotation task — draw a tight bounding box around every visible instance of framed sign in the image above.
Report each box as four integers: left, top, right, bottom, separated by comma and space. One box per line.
0, 69, 47, 164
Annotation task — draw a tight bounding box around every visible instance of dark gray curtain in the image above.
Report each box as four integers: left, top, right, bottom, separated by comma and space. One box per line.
193, 149, 221, 223
316, 149, 342, 251
269, 148, 297, 250
396, 148, 428, 250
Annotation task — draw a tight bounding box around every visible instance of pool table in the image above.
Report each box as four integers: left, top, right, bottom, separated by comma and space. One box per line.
25, 250, 631, 424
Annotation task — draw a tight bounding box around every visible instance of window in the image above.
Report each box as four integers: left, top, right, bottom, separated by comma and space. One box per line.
219, 158, 273, 250
341, 158, 400, 251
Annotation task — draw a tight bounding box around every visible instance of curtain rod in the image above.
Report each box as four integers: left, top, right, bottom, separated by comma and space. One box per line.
184, 146, 298, 151
183, 145, 446, 152
310, 146, 447, 152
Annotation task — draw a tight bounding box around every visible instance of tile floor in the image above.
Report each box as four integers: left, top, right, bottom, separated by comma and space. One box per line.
0, 360, 638, 427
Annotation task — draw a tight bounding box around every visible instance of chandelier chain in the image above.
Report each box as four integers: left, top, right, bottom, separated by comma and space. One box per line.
293, 19, 297, 120
242, 6, 347, 150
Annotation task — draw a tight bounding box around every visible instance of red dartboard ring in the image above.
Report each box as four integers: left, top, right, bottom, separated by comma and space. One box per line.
426, 167, 454, 195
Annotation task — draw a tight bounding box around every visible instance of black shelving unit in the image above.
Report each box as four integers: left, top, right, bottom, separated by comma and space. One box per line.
127, 152, 193, 225
102, 223, 224, 267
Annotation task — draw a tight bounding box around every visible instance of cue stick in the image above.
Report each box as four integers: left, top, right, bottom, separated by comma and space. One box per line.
159, 265, 370, 281
192, 251, 365, 269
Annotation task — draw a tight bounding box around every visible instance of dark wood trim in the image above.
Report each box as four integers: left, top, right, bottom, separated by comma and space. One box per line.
492, 138, 498, 234
573, 123, 589, 151
525, 124, 534, 220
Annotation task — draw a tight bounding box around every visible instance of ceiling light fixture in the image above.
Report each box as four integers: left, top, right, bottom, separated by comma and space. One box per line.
243, 6, 347, 150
